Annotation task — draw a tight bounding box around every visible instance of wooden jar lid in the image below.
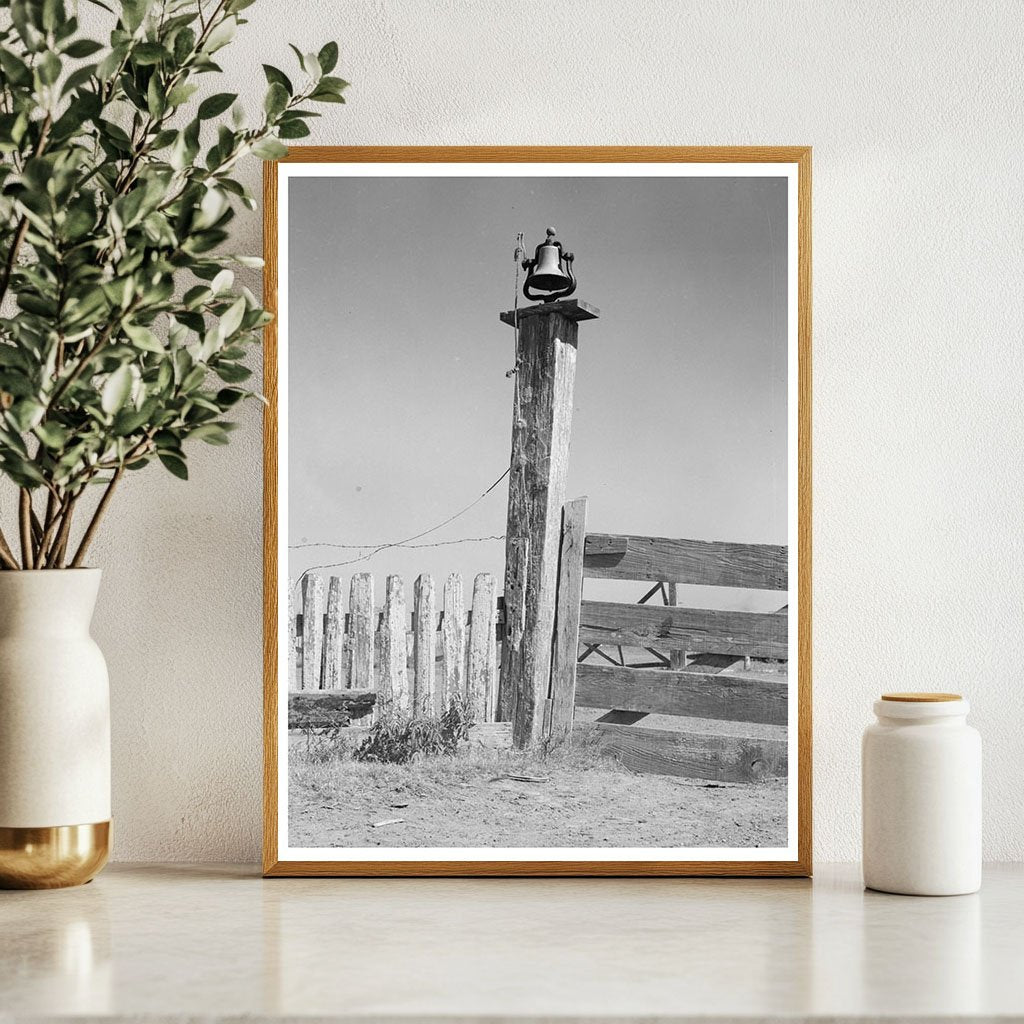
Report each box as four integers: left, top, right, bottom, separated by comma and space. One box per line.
881, 692, 962, 702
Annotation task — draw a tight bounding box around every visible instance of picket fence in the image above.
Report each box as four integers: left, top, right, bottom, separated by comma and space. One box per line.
288, 571, 500, 724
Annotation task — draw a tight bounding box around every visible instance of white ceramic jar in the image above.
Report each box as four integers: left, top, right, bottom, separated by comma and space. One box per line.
862, 692, 981, 896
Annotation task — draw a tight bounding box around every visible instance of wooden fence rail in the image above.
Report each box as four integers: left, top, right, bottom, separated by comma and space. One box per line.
288, 571, 500, 725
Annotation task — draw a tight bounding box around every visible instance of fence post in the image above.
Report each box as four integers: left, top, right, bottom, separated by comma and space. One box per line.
468, 573, 497, 723
547, 496, 587, 744
349, 573, 374, 690
381, 574, 407, 715
442, 573, 466, 712
413, 574, 435, 717
322, 576, 346, 689
300, 573, 324, 690
498, 298, 600, 747
287, 582, 300, 689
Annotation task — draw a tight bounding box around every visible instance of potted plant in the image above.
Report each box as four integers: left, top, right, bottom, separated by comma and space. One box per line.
0, 0, 344, 887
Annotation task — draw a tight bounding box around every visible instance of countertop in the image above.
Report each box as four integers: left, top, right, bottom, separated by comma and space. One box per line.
2, 863, 1022, 1022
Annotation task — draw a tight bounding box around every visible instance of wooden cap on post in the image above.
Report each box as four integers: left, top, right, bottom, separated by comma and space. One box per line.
499, 298, 600, 326
880, 692, 963, 702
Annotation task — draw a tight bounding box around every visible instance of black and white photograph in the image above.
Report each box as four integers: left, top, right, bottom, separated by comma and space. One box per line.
266, 150, 810, 874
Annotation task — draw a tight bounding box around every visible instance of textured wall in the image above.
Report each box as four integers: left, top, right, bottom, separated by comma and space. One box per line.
89, 1, 1024, 862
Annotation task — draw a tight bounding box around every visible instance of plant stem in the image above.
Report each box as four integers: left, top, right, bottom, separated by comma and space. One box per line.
45, 492, 78, 569
70, 466, 124, 568
0, 526, 19, 570
18, 489, 34, 569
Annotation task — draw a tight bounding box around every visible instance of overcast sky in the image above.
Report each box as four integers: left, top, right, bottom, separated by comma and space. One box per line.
286, 174, 788, 610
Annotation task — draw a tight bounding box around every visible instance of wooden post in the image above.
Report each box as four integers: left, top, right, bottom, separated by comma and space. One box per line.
322, 576, 346, 689
287, 583, 300, 689
547, 496, 587, 744
300, 573, 324, 690
497, 298, 600, 747
349, 573, 374, 690
468, 573, 497, 723
413, 574, 435, 717
667, 583, 686, 671
441, 573, 465, 712
381, 574, 408, 715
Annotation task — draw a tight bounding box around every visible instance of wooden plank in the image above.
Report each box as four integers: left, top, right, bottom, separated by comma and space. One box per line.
578, 722, 788, 783
380, 574, 407, 716
502, 303, 594, 748
288, 689, 376, 729
300, 574, 324, 690
349, 573, 374, 690
287, 583, 300, 689
575, 663, 788, 726
322, 576, 346, 689
578, 602, 788, 660
584, 535, 788, 591
499, 297, 600, 325
468, 573, 497, 723
440, 573, 466, 714
413, 574, 436, 717
547, 496, 587, 744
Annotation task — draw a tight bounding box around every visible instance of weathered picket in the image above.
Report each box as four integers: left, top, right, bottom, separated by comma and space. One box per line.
288, 571, 501, 725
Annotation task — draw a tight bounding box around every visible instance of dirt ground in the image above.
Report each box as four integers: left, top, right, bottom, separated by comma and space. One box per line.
288, 731, 787, 849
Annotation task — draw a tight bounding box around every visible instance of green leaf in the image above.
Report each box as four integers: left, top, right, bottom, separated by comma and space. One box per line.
218, 296, 246, 339
189, 422, 231, 445
318, 76, 349, 93
34, 421, 70, 449
214, 362, 251, 383
63, 38, 104, 58
166, 82, 199, 107
263, 81, 288, 117
262, 63, 292, 94
9, 399, 45, 432
38, 51, 62, 86
317, 41, 339, 75
0, 49, 33, 86
203, 16, 236, 53
101, 364, 133, 414
123, 321, 164, 353
61, 62, 97, 95
198, 91, 236, 119
251, 137, 287, 160
132, 42, 168, 66
210, 268, 234, 294
158, 452, 188, 479
277, 120, 310, 140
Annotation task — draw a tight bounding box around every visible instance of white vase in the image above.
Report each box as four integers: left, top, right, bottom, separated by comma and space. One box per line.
0, 569, 111, 888
862, 692, 981, 896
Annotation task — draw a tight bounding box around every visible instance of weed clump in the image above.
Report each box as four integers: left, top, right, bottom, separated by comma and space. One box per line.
353, 697, 473, 765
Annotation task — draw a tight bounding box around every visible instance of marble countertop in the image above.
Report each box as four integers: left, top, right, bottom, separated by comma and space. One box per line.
2, 862, 1022, 1022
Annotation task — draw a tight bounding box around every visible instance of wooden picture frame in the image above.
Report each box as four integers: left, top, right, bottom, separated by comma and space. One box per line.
263, 147, 812, 877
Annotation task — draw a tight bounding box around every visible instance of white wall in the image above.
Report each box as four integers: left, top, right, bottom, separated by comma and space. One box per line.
91, 0, 1024, 863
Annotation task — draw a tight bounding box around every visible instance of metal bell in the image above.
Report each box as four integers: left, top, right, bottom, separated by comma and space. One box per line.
522, 227, 576, 302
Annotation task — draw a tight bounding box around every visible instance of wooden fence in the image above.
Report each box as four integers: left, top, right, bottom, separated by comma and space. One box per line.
544, 498, 791, 783
287, 571, 500, 726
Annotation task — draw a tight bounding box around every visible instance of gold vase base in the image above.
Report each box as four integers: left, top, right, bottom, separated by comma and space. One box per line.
0, 821, 110, 889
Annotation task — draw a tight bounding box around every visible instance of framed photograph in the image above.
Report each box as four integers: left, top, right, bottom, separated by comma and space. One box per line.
263, 147, 811, 876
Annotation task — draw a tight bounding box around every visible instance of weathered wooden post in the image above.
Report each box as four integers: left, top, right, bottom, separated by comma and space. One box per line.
497, 231, 599, 747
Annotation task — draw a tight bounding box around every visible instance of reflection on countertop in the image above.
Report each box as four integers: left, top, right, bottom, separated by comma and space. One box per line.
1, 862, 1021, 1020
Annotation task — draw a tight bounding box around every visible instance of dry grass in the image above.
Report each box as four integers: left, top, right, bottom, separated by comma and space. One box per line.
288, 730, 787, 850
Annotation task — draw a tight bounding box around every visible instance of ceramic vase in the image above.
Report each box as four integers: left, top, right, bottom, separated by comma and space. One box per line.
0, 569, 110, 888
862, 692, 981, 896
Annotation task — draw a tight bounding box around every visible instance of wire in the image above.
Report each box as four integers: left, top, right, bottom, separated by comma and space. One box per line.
294, 466, 510, 584
291, 534, 505, 552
